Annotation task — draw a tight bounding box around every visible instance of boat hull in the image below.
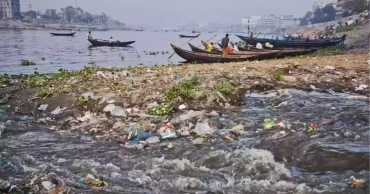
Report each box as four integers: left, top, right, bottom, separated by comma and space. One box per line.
236, 35, 342, 48
50, 32, 76, 36
171, 44, 281, 63
179, 33, 201, 38
88, 39, 135, 47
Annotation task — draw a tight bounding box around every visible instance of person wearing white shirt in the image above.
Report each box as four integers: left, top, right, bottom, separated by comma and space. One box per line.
87, 31, 92, 40
256, 42, 263, 49
233, 43, 239, 51
265, 41, 273, 48
109, 37, 114, 43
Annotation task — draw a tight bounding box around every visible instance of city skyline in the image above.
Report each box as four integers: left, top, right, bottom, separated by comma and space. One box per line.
20, 0, 317, 28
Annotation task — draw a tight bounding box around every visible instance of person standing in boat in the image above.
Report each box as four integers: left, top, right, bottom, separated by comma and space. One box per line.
233, 42, 239, 51
87, 31, 93, 40
207, 42, 213, 52
221, 34, 230, 57
109, 37, 114, 43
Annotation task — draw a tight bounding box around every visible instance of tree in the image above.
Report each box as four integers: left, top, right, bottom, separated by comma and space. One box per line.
300, 11, 313, 26
343, 0, 368, 14
311, 4, 336, 24
342, 10, 352, 17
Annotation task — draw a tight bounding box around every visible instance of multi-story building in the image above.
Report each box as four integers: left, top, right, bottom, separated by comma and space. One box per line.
259, 15, 276, 28
313, 0, 337, 12
241, 16, 262, 28
0, 0, 20, 19
335, 0, 350, 18
45, 9, 57, 18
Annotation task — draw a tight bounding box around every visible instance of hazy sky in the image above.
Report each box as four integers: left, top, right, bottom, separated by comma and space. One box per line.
21, 0, 316, 28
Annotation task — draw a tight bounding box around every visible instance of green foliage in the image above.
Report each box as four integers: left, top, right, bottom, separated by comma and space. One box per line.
336, 24, 357, 33
148, 102, 174, 116
272, 69, 284, 81
216, 82, 234, 95
312, 45, 346, 56
263, 118, 277, 129
0, 74, 11, 86
311, 4, 336, 24
36, 86, 54, 97
21, 60, 36, 66
41, 57, 45, 60
76, 96, 88, 107
164, 77, 200, 101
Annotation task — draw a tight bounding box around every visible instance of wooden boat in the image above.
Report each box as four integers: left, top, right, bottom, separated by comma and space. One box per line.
189, 43, 317, 57
50, 32, 76, 36
189, 43, 269, 55
88, 39, 135, 47
235, 34, 342, 48
179, 33, 201, 38
171, 44, 281, 63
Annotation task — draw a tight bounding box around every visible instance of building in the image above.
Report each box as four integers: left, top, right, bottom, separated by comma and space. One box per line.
0, 0, 21, 19
280, 15, 296, 27
45, 9, 57, 17
259, 15, 276, 27
241, 16, 262, 27
335, 0, 350, 18
313, 0, 336, 12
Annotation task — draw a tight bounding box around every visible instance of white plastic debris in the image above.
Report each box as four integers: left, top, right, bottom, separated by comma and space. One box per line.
178, 104, 186, 110
38, 104, 48, 111
324, 66, 335, 70
110, 106, 126, 117
310, 84, 316, 90
355, 84, 368, 91
194, 123, 214, 135
103, 104, 116, 112
51, 106, 67, 115
147, 102, 159, 109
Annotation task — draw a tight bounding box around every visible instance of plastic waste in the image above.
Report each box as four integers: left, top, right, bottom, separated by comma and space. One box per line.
147, 102, 159, 109
194, 123, 214, 135
161, 132, 177, 140
324, 66, 335, 70
174, 74, 181, 80
146, 136, 160, 144
263, 118, 277, 129
110, 106, 126, 117
192, 137, 205, 144
103, 104, 116, 112
129, 129, 156, 141
80, 174, 108, 187
355, 84, 368, 91
224, 136, 234, 141
38, 104, 48, 111
305, 123, 317, 132
51, 106, 67, 115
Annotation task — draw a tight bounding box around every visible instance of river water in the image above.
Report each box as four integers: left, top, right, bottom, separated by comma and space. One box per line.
0, 89, 369, 193
0, 30, 247, 75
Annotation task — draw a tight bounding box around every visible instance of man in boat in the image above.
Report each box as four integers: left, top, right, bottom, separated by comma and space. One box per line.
264, 41, 273, 48
256, 42, 263, 49
221, 34, 230, 57
250, 32, 254, 39
87, 31, 93, 40
207, 42, 213, 52
109, 37, 114, 43
233, 42, 239, 51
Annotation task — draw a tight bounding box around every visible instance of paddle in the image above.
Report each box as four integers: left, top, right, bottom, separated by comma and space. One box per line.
168, 35, 200, 59
197, 35, 217, 47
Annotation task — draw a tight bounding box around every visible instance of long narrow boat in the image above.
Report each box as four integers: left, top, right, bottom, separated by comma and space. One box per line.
88, 39, 135, 47
235, 34, 342, 48
189, 43, 269, 55
189, 43, 318, 57
171, 44, 281, 63
179, 33, 201, 38
50, 32, 76, 36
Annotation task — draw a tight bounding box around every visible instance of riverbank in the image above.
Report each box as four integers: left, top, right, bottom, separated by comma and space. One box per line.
1, 52, 368, 136
1, 51, 369, 193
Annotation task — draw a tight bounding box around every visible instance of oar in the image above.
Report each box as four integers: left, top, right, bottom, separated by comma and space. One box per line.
197, 35, 217, 47
168, 36, 200, 59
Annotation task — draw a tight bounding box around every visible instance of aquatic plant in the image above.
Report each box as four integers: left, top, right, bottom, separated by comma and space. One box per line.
41, 57, 45, 60
148, 102, 174, 115
312, 45, 346, 56
36, 86, 54, 98
76, 96, 88, 107
216, 82, 234, 95
20, 60, 36, 66
164, 77, 200, 101
272, 69, 284, 81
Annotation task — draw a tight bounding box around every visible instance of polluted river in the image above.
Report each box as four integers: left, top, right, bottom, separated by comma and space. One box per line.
0, 89, 369, 194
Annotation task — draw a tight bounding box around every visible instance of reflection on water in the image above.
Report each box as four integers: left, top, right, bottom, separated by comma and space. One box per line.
0, 30, 243, 74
